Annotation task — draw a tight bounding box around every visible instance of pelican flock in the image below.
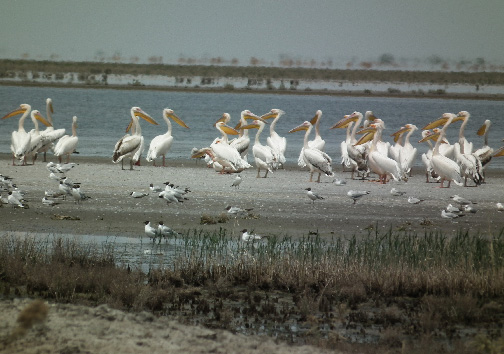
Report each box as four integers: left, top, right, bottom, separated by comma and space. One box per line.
2, 100, 504, 232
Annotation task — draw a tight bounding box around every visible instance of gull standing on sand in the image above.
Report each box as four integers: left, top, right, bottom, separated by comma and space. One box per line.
347, 190, 370, 204
446, 204, 462, 214
8, 191, 25, 208
42, 197, 59, 206
231, 175, 242, 188
305, 188, 324, 203
71, 185, 90, 204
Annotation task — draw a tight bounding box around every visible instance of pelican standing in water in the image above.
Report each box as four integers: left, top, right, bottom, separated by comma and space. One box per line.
420, 113, 463, 188
39, 98, 66, 162
289, 120, 334, 182
146, 108, 189, 166
112, 107, 158, 170
54, 116, 79, 163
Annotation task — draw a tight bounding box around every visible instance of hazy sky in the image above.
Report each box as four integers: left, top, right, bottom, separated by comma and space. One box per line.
2, 0, 503, 66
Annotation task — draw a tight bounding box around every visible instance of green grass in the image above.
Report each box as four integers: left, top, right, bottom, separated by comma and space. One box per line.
1, 228, 504, 352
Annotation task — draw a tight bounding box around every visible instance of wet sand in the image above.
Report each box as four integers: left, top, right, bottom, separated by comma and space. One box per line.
1, 153, 504, 239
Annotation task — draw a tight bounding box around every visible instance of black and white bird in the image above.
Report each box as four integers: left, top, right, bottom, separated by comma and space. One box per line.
58, 181, 72, 199
144, 221, 158, 239
240, 229, 267, 242
347, 190, 370, 204
305, 187, 324, 203
390, 187, 406, 196
408, 196, 424, 204
149, 183, 163, 193
71, 185, 90, 204
7, 191, 25, 208
130, 191, 149, 198
231, 175, 242, 188
158, 221, 179, 238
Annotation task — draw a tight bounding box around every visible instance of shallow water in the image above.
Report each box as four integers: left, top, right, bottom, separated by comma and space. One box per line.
1, 85, 504, 168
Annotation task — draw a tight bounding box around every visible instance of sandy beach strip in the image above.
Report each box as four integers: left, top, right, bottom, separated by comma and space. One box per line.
1, 153, 504, 239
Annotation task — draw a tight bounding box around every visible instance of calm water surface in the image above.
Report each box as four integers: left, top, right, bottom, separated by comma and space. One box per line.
1, 85, 503, 168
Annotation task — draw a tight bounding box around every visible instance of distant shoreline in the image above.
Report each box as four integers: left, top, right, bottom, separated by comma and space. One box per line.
2, 80, 504, 101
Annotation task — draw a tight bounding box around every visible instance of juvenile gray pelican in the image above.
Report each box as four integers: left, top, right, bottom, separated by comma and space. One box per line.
146, 108, 189, 166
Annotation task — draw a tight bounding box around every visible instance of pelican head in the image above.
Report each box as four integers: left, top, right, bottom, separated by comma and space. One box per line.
2, 103, 31, 120
164, 108, 189, 128
329, 115, 352, 129
132, 107, 158, 125
31, 110, 52, 127
309, 110, 322, 125
288, 121, 311, 133
214, 113, 231, 126
260, 108, 285, 120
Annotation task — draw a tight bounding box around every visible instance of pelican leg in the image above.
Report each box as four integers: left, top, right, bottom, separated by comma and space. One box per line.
129, 159, 134, 170
162, 155, 166, 167
256, 168, 261, 178
316, 173, 321, 183
263, 170, 269, 178
309, 172, 314, 182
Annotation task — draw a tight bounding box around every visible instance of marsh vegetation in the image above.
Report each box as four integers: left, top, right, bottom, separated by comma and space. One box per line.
1, 228, 504, 352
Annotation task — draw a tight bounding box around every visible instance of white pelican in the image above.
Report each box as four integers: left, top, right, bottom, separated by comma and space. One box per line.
419, 130, 441, 183
389, 126, 406, 165
39, 98, 66, 162
355, 119, 405, 184
398, 124, 418, 176
2, 104, 51, 165
330, 113, 368, 179
228, 110, 261, 161
364, 111, 390, 156
54, 116, 79, 163
347, 190, 370, 204
26, 110, 53, 164
289, 120, 334, 182
298, 110, 325, 168
420, 113, 463, 188
241, 119, 278, 178
262, 109, 287, 167
474, 120, 494, 180
146, 108, 189, 166
112, 107, 158, 170
305, 187, 324, 203
451, 115, 483, 186
455, 111, 474, 154
209, 121, 251, 173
